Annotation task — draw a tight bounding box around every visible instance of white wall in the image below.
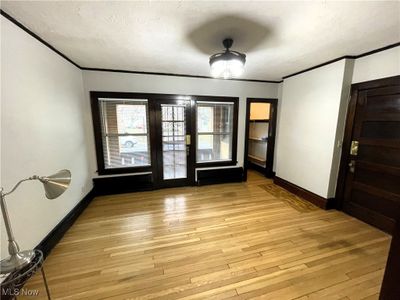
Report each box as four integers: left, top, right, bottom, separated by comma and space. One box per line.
82, 71, 279, 177
352, 46, 400, 83
327, 59, 354, 196
275, 59, 352, 198
1, 17, 93, 258
275, 47, 399, 199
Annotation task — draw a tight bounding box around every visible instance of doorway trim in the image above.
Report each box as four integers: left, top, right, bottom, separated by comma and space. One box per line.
335, 75, 400, 209
243, 98, 278, 181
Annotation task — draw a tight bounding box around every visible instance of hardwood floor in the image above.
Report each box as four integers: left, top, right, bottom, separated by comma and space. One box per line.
23, 171, 391, 299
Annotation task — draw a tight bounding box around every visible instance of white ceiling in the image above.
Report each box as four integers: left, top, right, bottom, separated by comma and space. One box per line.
1, 1, 399, 81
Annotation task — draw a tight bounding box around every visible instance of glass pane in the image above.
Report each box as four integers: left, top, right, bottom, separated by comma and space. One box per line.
198, 106, 214, 132
213, 104, 233, 133
162, 105, 187, 180
119, 135, 148, 153
197, 134, 232, 162
116, 104, 147, 134
103, 135, 150, 168
196, 102, 234, 163
99, 99, 151, 169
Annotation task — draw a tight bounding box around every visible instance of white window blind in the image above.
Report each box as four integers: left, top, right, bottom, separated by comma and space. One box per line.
99, 98, 151, 169
196, 101, 234, 163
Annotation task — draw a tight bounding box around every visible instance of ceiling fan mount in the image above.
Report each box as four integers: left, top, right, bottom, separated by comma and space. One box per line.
222, 38, 233, 50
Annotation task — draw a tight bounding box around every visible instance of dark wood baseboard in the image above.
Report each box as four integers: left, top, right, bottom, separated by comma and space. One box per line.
93, 170, 247, 193
274, 176, 335, 210
197, 167, 243, 186
35, 188, 96, 257
93, 173, 154, 195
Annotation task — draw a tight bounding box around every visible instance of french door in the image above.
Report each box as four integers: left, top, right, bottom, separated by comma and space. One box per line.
153, 99, 195, 187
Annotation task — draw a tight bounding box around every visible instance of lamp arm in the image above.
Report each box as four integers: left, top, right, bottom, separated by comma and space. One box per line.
0, 176, 40, 257
2, 176, 40, 197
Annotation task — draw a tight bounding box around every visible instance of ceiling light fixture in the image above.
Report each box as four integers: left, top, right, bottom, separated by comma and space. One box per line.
209, 38, 246, 79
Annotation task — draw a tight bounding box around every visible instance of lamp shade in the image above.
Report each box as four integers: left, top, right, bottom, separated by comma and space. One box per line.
39, 169, 71, 199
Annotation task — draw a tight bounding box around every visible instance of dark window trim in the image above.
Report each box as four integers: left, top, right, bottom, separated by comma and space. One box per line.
97, 166, 152, 175
91, 91, 239, 175
193, 96, 239, 168
90, 91, 156, 175
196, 160, 238, 168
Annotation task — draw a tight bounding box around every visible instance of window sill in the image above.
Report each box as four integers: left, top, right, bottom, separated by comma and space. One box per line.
195, 160, 237, 168
97, 166, 152, 175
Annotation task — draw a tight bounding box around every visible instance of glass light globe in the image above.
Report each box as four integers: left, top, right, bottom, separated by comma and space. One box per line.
210, 58, 244, 79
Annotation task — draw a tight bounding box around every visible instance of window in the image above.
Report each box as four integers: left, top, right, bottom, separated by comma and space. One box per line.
98, 98, 151, 172
92, 92, 238, 175
196, 101, 236, 165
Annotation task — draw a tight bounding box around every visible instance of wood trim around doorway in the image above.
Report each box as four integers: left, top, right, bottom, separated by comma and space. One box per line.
243, 98, 278, 181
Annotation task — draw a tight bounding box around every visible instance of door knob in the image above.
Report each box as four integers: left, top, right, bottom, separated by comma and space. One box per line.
348, 160, 356, 173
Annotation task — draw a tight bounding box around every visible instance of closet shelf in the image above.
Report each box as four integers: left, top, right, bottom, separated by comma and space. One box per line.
249, 119, 269, 123
248, 154, 266, 163
249, 136, 268, 142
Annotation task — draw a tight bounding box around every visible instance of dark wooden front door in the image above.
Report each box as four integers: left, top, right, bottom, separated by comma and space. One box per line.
342, 77, 400, 233
153, 99, 195, 188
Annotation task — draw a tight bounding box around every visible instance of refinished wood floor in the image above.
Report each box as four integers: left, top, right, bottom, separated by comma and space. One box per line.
23, 171, 391, 299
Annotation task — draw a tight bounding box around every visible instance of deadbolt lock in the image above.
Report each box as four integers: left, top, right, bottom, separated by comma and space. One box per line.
350, 140, 359, 156
186, 135, 191, 145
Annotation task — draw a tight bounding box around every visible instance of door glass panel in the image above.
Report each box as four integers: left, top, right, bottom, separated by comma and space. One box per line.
161, 105, 187, 180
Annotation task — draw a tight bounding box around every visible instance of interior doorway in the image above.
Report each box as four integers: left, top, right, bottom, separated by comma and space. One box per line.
243, 98, 278, 181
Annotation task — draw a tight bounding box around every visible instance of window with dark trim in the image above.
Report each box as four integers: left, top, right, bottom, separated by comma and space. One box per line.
91, 92, 239, 175
91, 93, 152, 175
195, 99, 238, 167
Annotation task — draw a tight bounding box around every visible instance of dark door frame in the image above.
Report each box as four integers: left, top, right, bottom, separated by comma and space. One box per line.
380, 216, 400, 299
333, 75, 400, 299
243, 98, 278, 181
152, 97, 196, 188
335, 75, 400, 209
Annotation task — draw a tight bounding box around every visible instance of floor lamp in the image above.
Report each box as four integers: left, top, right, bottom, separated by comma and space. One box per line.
0, 169, 71, 274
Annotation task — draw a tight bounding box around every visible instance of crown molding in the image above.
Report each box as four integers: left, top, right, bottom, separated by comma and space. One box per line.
283, 42, 400, 79
2, 9, 399, 84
